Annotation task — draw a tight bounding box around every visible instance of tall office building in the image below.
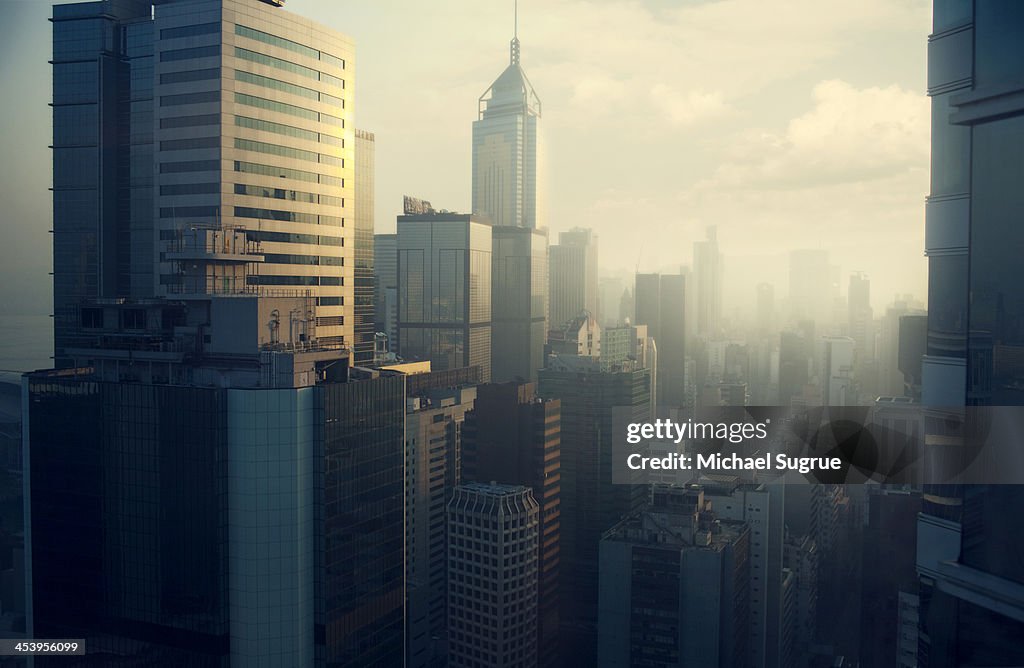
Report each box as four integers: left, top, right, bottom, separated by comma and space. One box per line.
492, 225, 548, 382
634, 272, 686, 407
549, 227, 598, 329
693, 226, 724, 338
404, 369, 479, 668
25, 296, 406, 667
917, 4, 1024, 666
597, 485, 751, 668
447, 483, 540, 668
756, 282, 775, 336
538, 356, 651, 665
51, 0, 356, 364
847, 272, 873, 362
472, 18, 542, 229
463, 382, 562, 665
374, 232, 398, 353
396, 207, 493, 381
353, 129, 376, 364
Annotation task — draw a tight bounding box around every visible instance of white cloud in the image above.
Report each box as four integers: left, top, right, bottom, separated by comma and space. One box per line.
649, 85, 733, 126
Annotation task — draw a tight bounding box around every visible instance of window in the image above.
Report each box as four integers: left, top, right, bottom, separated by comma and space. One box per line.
160, 68, 219, 85
160, 159, 219, 173
160, 114, 219, 129
159, 44, 219, 62
160, 23, 220, 40
160, 136, 219, 151
160, 90, 219, 106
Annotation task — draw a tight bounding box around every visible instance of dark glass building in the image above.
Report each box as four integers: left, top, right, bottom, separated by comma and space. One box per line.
634, 273, 686, 408
25, 347, 406, 667
537, 358, 650, 664
463, 382, 562, 665
918, 3, 1024, 666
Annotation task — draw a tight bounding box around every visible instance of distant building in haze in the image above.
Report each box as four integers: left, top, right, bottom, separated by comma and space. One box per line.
634, 272, 686, 407
693, 226, 724, 338
472, 22, 542, 229
550, 227, 598, 329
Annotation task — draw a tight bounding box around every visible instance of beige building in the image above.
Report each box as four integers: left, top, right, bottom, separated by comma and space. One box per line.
154, 0, 354, 347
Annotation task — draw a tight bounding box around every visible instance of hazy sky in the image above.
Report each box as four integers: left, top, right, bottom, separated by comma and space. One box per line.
0, 0, 931, 316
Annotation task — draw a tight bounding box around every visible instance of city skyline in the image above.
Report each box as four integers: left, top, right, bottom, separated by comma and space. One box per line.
1, 0, 930, 317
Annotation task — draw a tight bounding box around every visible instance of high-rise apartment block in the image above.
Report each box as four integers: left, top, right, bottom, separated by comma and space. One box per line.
396, 209, 493, 381
549, 227, 598, 329
472, 29, 542, 229
447, 483, 540, 668
463, 382, 562, 665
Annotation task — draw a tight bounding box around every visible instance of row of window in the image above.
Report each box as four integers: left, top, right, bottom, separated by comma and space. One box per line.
234, 138, 342, 167
234, 183, 342, 207
245, 230, 343, 247
235, 24, 345, 71
235, 115, 342, 147
160, 44, 219, 62
247, 275, 343, 287
235, 206, 341, 227
234, 160, 342, 188
262, 253, 344, 267
161, 159, 219, 173
234, 47, 325, 87
160, 67, 219, 85
160, 22, 219, 41
160, 113, 218, 129
160, 90, 218, 107
160, 136, 219, 151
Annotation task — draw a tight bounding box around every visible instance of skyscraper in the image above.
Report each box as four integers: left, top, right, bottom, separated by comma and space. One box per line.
463, 382, 562, 665
51, 0, 356, 364
447, 483, 540, 668
634, 272, 686, 407
549, 227, 598, 329
491, 225, 549, 382
472, 15, 542, 229
597, 485, 751, 668
374, 232, 398, 353
403, 370, 479, 668
693, 225, 724, 339
25, 298, 407, 666
396, 207, 493, 381
537, 357, 651, 664
847, 272, 873, 362
353, 129, 377, 364
917, 4, 1024, 665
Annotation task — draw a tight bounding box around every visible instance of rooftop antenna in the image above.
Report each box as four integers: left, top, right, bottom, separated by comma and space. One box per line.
510, 0, 520, 65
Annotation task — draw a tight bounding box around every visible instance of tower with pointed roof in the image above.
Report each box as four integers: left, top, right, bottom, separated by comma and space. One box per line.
472, 5, 543, 229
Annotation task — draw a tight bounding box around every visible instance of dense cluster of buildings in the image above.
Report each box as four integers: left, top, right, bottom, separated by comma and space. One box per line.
14, 0, 1024, 666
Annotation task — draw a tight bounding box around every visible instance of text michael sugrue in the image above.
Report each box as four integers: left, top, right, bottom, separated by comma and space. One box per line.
624, 419, 843, 473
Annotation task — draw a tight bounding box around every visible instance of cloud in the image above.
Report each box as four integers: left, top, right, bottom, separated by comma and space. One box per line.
706, 79, 929, 189
649, 85, 733, 126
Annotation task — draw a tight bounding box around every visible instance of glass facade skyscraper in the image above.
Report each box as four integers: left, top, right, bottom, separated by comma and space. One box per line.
491, 225, 548, 383
52, 0, 357, 364
397, 212, 493, 381
472, 31, 542, 229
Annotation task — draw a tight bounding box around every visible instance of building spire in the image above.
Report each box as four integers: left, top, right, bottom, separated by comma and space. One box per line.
510, 0, 520, 65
